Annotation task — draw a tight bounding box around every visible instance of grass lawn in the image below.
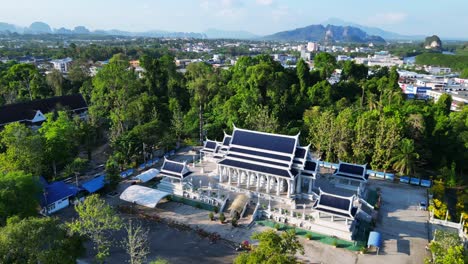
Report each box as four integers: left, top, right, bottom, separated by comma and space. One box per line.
256, 220, 365, 251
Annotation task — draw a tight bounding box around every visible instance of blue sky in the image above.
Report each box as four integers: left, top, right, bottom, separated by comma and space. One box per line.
1, 0, 467, 38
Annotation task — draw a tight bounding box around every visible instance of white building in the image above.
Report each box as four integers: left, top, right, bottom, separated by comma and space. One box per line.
50, 57, 73, 73
307, 42, 319, 52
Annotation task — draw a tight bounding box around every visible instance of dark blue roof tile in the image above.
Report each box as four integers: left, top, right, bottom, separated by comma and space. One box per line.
231, 129, 296, 154
218, 159, 291, 178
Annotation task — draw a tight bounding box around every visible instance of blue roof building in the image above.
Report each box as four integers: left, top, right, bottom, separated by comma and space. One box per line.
39, 177, 80, 215
81, 175, 105, 193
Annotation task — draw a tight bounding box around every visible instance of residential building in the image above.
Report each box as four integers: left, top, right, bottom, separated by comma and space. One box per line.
0, 94, 88, 128
307, 42, 319, 52
50, 57, 73, 73
39, 177, 80, 215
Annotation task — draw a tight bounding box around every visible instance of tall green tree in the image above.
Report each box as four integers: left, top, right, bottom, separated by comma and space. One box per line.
0, 122, 44, 175
46, 69, 64, 96
67, 194, 122, 263
313, 52, 337, 80
0, 172, 41, 225
39, 112, 78, 177
390, 138, 420, 175
0, 216, 84, 264
185, 62, 214, 143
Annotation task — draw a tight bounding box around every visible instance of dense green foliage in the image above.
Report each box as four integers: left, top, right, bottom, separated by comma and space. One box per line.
415, 53, 468, 70
0, 216, 84, 264
0, 171, 40, 225
234, 230, 304, 264
425, 230, 466, 264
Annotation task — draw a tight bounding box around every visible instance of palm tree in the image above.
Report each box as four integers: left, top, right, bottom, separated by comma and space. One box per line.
391, 138, 420, 175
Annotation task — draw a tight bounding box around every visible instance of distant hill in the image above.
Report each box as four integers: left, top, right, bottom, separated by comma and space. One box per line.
0, 21, 207, 39
264, 24, 385, 43
321, 18, 424, 40
0, 22, 19, 33
26, 22, 52, 34
204, 28, 259, 40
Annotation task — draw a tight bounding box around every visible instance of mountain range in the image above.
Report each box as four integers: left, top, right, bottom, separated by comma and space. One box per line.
321, 18, 424, 40
264, 24, 386, 43
0, 20, 427, 42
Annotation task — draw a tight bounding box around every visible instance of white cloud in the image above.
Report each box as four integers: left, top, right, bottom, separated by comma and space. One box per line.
256, 0, 274, 6
199, 0, 245, 19
368, 12, 408, 25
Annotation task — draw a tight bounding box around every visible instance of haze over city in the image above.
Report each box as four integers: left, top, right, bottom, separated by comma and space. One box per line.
1, 0, 467, 38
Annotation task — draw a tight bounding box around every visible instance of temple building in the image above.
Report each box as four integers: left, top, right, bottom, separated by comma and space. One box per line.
201, 126, 321, 203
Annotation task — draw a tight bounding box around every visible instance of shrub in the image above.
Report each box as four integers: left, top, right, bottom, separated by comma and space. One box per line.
360, 246, 368, 254
305, 233, 312, 240
213, 206, 219, 213
331, 239, 338, 247
274, 223, 281, 230
195, 203, 202, 209
231, 216, 239, 227
208, 212, 214, 221
219, 213, 225, 223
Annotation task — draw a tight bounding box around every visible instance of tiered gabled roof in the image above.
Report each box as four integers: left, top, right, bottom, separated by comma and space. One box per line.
201, 139, 218, 154
313, 189, 357, 219
292, 145, 309, 170
159, 158, 192, 179
218, 126, 299, 178
333, 161, 368, 182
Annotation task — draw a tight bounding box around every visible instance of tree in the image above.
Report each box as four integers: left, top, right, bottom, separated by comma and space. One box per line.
425, 230, 465, 264
0, 171, 41, 225
122, 220, 149, 264
460, 68, 468, 79
341, 61, 368, 82
371, 116, 403, 171
234, 229, 304, 264
46, 69, 64, 96
170, 101, 184, 148
314, 52, 337, 80
39, 112, 78, 177
185, 62, 214, 144
391, 138, 420, 175
67, 194, 122, 262
0, 216, 84, 263
2, 63, 50, 103
105, 155, 121, 190
245, 105, 279, 133
0, 122, 45, 175
90, 54, 142, 139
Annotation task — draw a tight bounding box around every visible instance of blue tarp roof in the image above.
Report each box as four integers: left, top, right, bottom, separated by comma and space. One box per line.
39, 177, 79, 206
81, 175, 105, 193
368, 231, 382, 248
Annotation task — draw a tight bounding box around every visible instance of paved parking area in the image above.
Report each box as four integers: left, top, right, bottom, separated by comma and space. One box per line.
358, 179, 430, 264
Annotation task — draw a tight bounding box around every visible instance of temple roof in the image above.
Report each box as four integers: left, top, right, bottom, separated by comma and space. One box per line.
230, 127, 298, 155
313, 189, 357, 219
218, 159, 292, 178
333, 162, 368, 181
159, 158, 191, 179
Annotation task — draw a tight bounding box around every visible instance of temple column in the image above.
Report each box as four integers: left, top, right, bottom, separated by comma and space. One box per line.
308, 178, 312, 193
276, 177, 280, 196
287, 180, 291, 198
218, 165, 222, 183
266, 176, 271, 194
228, 169, 232, 185
296, 175, 302, 194
246, 172, 251, 189
256, 173, 260, 191
237, 170, 241, 187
